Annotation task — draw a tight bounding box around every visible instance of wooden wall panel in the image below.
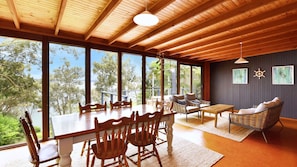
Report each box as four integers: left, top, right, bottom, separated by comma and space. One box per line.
210, 50, 297, 119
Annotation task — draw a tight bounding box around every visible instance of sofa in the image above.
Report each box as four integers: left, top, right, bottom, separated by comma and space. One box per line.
170, 93, 210, 121
229, 97, 284, 143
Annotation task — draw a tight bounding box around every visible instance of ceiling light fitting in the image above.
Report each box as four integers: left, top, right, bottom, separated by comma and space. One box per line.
234, 42, 249, 64
133, 0, 159, 26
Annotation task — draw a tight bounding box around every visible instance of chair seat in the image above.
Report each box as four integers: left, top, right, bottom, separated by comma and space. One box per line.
31, 143, 59, 163
91, 139, 128, 159
186, 106, 200, 113
128, 132, 155, 147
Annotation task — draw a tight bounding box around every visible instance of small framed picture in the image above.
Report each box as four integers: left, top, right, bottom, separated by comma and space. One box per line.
272, 65, 294, 85
232, 68, 248, 84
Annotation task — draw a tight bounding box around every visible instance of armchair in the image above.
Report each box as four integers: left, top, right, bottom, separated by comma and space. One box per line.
171, 94, 210, 121
229, 97, 284, 143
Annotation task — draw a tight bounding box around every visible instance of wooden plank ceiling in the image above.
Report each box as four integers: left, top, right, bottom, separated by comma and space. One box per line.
0, 0, 297, 62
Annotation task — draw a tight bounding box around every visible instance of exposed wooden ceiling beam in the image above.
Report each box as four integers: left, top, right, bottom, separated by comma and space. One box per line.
108, 0, 174, 45
161, 1, 297, 53
84, 0, 122, 40
144, 0, 275, 50
55, 0, 67, 35
128, 0, 223, 48
179, 20, 297, 58
6, 0, 20, 29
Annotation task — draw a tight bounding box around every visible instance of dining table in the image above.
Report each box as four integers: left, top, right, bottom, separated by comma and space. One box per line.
51, 104, 176, 167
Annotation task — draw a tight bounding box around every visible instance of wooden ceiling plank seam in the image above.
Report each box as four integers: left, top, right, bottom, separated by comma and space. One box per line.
84, 0, 122, 40
128, 0, 223, 48
144, 0, 275, 50
6, 0, 20, 29
108, 0, 174, 45
178, 19, 297, 57
55, 0, 68, 35
160, 1, 297, 53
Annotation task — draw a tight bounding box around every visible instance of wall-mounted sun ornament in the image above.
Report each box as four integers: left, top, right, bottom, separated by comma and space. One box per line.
254, 68, 265, 79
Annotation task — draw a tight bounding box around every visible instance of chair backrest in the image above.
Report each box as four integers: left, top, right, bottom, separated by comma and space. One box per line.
110, 99, 132, 110
263, 101, 284, 129
133, 109, 164, 146
155, 99, 164, 110
93, 113, 135, 158
79, 101, 107, 114
19, 117, 39, 163
24, 111, 40, 150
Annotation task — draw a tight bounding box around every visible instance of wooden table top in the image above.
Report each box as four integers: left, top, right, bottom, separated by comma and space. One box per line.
51, 104, 174, 139
200, 104, 234, 114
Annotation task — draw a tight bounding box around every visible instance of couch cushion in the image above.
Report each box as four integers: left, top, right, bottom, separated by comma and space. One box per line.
185, 93, 196, 100
177, 99, 186, 105
255, 103, 267, 113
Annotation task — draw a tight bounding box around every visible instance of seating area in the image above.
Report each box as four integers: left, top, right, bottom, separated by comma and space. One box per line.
171, 93, 210, 121
229, 97, 284, 143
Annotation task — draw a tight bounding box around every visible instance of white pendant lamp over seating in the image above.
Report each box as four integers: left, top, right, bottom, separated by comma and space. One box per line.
133, 0, 159, 27
234, 42, 249, 64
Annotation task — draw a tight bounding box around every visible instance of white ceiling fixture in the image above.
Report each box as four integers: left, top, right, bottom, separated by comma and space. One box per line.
133, 0, 159, 26
234, 42, 249, 64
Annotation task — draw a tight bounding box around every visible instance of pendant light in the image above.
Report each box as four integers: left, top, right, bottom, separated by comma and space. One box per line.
133, 0, 159, 26
234, 42, 249, 64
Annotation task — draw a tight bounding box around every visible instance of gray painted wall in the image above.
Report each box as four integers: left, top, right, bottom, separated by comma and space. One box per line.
210, 50, 297, 119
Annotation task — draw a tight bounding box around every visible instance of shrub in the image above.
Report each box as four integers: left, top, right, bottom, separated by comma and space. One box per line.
0, 114, 24, 146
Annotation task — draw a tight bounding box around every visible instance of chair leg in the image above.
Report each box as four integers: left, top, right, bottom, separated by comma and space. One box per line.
87, 140, 91, 167
137, 146, 141, 167
279, 120, 284, 127
81, 141, 87, 156
261, 131, 268, 143
153, 144, 162, 167
91, 155, 95, 167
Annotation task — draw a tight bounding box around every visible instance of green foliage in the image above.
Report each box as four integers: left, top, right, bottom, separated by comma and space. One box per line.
0, 114, 23, 146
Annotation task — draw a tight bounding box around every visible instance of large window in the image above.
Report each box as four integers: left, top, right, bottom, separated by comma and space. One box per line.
145, 57, 161, 104
49, 43, 85, 137
122, 53, 142, 105
180, 64, 202, 98
91, 49, 118, 105
0, 36, 42, 147
164, 59, 177, 100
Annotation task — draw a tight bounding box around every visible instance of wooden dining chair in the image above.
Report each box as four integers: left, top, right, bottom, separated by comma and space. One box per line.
79, 101, 107, 167
19, 116, 59, 167
110, 99, 132, 109
127, 109, 164, 167
90, 113, 135, 167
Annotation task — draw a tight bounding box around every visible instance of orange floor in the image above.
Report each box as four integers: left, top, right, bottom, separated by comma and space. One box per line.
174, 117, 297, 167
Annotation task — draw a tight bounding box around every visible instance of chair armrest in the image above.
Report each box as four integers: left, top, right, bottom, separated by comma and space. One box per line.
200, 100, 210, 105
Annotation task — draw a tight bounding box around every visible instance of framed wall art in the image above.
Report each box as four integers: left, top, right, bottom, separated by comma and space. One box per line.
272, 65, 294, 85
232, 68, 248, 84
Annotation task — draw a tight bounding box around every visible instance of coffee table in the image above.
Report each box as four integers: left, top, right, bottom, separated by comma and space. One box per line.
200, 104, 234, 128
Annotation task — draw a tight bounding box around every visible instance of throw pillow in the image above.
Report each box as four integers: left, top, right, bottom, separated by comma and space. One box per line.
272, 97, 281, 105
255, 103, 267, 113
186, 93, 196, 100
263, 101, 276, 108
238, 108, 256, 114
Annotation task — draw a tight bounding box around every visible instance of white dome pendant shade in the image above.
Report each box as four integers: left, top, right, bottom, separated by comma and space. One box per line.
133, 10, 159, 27
234, 42, 249, 64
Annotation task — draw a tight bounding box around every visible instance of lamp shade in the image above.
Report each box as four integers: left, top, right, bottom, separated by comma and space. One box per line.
133, 11, 159, 26
234, 57, 249, 64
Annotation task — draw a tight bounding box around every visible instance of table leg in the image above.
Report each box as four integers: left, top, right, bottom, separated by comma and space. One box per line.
58, 138, 73, 167
166, 114, 174, 155
214, 114, 218, 128
201, 111, 204, 124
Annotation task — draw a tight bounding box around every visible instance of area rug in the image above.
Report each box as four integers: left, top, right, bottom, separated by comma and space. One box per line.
175, 111, 254, 142
0, 136, 223, 167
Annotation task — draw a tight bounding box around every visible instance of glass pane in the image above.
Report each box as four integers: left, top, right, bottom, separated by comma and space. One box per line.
145, 57, 160, 105
192, 66, 202, 99
0, 36, 42, 146
49, 43, 85, 136
180, 64, 191, 94
91, 49, 118, 106
164, 59, 177, 99
122, 53, 142, 105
